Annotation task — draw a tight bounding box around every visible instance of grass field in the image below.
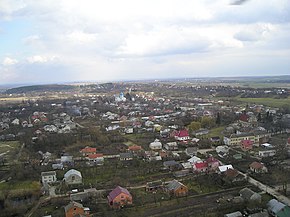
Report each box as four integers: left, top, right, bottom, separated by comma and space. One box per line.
235, 96, 290, 108
238, 82, 290, 88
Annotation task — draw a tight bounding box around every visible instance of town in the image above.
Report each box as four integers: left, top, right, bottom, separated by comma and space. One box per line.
0, 79, 290, 217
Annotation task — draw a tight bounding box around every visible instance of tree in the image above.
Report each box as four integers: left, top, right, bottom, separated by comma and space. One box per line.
201, 116, 215, 129
188, 121, 201, 132
216, 112, 221, 125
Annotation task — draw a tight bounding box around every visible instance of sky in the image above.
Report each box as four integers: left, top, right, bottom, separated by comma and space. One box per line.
0, 0, 289, 84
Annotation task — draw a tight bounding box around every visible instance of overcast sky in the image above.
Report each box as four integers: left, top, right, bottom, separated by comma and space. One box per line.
0, 0, 289, 84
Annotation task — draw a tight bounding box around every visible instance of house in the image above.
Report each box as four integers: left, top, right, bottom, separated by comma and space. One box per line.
233, 154, 243, 160
239, 188, 261, 203
164, 142, 178, 151
218, 165, 233, 173
70, 191, 89, 202
173, 169, 190, 178
119, 152, 133, 161
64, 201, 90, 217
149, 139, 162, 150
224, 133, 256, 146
267, 199, 290, 217
52, 163, 64, 170
241, 139, 253, 151
41, 171, 57, 184
128, 145, 143, 153
248, 210, 269, 217
107, 186, 132, 208
223, 168, 246, 184
185, 147, 198, 157
210, 136, 220, 143
166, 180, 188, 197
188, 156, 202, 164
145, 180, 164, 192
80, 146, 97, 156
125, 127, 134, 134
61, 155, 74, 166
64, 169, 82, 185
249, 162, 268, 173
206, 157, 220, 171
174, 129, 190, 141
216, 145, 230, 158
163, 160, 181, 171
194, 128, 209, 136
192, 161, 208, 173
86, 153, 104, 165
261, 143, 274, 149
181, 162, 192, 169
224, 211, 243, 217
258, 150, 276, 158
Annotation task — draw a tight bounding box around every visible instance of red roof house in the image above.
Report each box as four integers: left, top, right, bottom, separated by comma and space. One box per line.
174, 129, 190, 141
192, 161, 208, 173
128, 145, 143, 152
107, 186, 132, 208
206, 157, 220, 171
80, 147, 97, 156
241, 140, 253, 150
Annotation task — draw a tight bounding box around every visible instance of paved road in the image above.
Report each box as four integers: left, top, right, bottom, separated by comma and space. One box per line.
219, 157, 290, 206
247, 176, 290, 206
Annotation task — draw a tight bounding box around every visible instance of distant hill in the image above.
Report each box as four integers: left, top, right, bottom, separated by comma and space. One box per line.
5, 84, 76, 94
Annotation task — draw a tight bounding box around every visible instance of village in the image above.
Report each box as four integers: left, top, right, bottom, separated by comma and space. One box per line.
0, 82, 290, 217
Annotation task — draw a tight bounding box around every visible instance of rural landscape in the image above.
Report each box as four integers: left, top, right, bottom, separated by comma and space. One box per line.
0, 76, 290, 216
1, 0, 289, 216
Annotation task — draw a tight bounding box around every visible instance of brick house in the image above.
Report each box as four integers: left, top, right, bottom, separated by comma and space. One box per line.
249, 162, 268, 173
241, 139, 253, 151
166, 180, 188, 197
64, 201, 90, 217
107, 186, 132, 209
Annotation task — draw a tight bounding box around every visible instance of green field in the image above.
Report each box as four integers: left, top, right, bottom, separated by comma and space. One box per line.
235, 97, 290, 108
238, 82, 290, 88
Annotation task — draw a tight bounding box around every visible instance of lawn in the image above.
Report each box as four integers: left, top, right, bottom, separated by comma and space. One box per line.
0, 180, 41, 191
209, 126, 225, 138
0, 141, 20, 153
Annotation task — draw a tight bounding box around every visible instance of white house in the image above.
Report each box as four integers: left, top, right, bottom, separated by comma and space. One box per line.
64, 169, 82, 185
218, 165, 233, 173
149, 139, 162, 150
258, 150, 276, 158
41, 171, 57, 184
164, 142, 178, 151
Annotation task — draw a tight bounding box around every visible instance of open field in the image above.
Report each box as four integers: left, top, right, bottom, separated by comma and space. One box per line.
235, 96, 290, 108
238, 82, 290, 89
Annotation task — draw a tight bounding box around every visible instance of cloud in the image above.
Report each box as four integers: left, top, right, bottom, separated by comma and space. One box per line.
234, 23, 275, 42
26, 55, 57, 64
2, 57, 18, 66
0, 0, 289, 84
0, 0, 26, 19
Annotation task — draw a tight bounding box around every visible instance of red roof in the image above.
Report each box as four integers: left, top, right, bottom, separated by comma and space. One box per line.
128, 145, 142, 151
206, 156, 219, 164
87, 153, 103, 159
80, 147, 96, 153
176, 129, 189, 137
241, 140, 253, 146
194, 161, 208, 169
108, 186, 131, 203
288, 138, 290, 144
239, 113, 249, 122
250, 161, 264, 169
